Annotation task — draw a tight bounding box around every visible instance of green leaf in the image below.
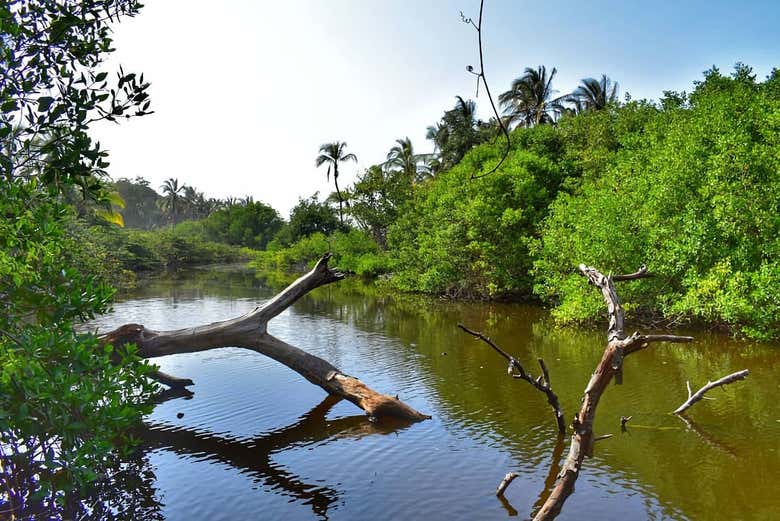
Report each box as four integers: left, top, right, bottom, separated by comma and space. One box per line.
1, 99, 17, 113
37, 96, 54, 112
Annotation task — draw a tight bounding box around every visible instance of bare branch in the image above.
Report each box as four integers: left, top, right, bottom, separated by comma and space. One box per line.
673, 370, 749, 415
577, 264, 627, 342
611, 265, 652, 281
623, 333, 695, 356
534, 264, 696, 521
538, 358, 551, 387
495, 472, 519, 497
461, 0, 511, 179
458, 324, 566, 435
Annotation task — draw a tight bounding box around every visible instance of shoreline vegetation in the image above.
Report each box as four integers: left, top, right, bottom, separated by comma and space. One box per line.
101, 64, 779, 341
3, 2, 775, 517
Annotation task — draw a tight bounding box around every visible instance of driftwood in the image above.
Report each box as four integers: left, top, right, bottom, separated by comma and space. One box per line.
673, 369, 749, 415
458, 324, 566, 435
101, 254, 429, 422
533, 265, 693, 521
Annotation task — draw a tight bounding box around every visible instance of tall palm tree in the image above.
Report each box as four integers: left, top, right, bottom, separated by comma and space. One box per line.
425, 122, 449, 153
499, 66, 567, 127
315, 141, 357, 224
384, 137, 433, 183
454, 95, 478, 127
159, 178, 184, 227
569, 75, 619, 112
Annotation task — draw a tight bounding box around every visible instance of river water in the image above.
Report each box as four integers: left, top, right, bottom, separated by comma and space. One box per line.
86, 266, 780, 520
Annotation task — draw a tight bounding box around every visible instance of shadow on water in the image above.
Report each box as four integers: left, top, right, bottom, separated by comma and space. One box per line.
137, 395, 413, 520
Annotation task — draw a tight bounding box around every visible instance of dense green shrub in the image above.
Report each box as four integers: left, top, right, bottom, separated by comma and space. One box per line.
387, 126, 566, 298
534, 66, 780, 339
0, 181, 157, 515
199, 201, 283, 249
253, 229, 389, 277
91, 227, 250, 273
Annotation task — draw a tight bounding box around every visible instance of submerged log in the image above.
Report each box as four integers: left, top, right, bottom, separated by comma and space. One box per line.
533, 265, 693, 521
101, 254, 429, 422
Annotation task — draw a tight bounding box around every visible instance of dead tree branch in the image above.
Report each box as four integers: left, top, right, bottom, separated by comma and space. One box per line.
101, 254, 430, 422
533, 264, 693, 521
495, 472, 519, 497
673, 370, 749, 415
458, 324, 566, 435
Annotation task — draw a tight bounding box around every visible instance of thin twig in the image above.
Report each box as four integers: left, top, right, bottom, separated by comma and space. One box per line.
461, 0, 510, 179
458, 323, 566, 435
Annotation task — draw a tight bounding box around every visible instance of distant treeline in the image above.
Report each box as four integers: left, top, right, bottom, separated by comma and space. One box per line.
104, 64, 779, 340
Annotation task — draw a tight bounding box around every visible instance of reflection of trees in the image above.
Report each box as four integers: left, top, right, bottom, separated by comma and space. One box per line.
73, 454, 165, 521
1, 450, 166, 521
139, 396, 412, 520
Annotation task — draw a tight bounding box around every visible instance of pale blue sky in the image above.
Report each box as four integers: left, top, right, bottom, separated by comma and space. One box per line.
96, 0, 780, 215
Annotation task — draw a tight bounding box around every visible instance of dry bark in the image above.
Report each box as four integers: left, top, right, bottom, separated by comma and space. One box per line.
533, 265, 693, 521
673, 369, 749, 415
101, 254, 429, 422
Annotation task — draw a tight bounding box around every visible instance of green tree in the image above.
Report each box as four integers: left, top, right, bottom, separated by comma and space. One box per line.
569, 75, 619, 112
384, 137, 433, 182
276, 193, 342, 245
345, 164, 412, 248
0, 1, 157, 515
159, 177, 184, 226
499, 66, 566, 127
201, 199, 283, 249
388, 125, 566, 298
534, 65, 780, 340
112, 176, 164, 229
428, 96, 482, 171
315, 141, 357, 224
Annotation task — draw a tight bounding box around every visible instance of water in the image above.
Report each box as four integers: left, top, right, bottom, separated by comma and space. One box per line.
86, 266, 780, 520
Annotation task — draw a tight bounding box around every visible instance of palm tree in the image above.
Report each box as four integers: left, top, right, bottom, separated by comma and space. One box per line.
499, 66, 567, 127
569, 75, 619, 112
159, 178, 184, 226
384, 137, 433, 183
315, 141, 357, 224
425, 122, 448, 153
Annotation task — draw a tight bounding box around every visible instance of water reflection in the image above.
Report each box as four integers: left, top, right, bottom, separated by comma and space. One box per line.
139, 396, 412, 520
84, 267, 780, 521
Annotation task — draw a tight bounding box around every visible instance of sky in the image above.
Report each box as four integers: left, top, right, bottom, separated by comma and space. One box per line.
95, 0, 780, 216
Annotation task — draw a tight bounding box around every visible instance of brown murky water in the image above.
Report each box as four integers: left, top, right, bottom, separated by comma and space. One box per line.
87, 266, 780, 520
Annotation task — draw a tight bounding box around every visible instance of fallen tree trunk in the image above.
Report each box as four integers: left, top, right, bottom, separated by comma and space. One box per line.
101, 254, 429, 422
533, 265, 693, 521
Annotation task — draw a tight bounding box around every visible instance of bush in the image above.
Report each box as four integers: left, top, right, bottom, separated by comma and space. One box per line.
0, 181, 157, 515
387, 126, 566, 298
253, 229, 390, 277
533, 66, 780, 339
